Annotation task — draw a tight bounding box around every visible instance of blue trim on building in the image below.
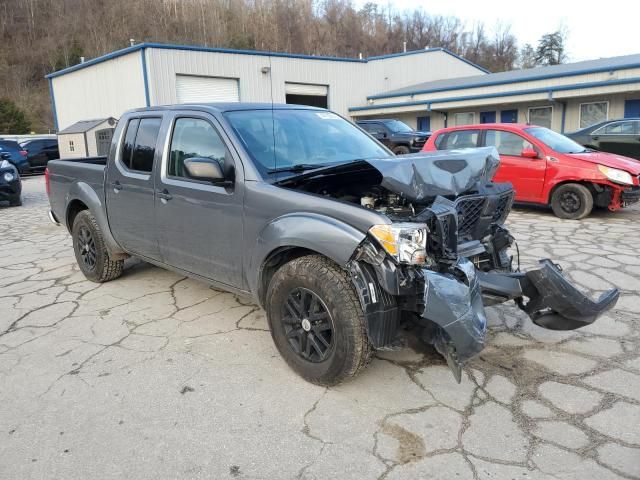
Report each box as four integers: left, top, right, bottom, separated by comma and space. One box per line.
140, 48, 151, 107
368, 63, 640, 100
44, 42, 488, 80
559, 101, 567, 133
350, 76, 640, 112
47, 78, 59, 131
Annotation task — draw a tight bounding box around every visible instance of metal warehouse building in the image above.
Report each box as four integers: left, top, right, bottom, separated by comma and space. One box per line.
47, 42, 485, 131
351, 54, 640, 133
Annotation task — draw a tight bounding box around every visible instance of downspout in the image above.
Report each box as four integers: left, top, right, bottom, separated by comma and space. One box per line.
140, 46, 151, 107
427, 103, 448, 128
560, 100, 567, 133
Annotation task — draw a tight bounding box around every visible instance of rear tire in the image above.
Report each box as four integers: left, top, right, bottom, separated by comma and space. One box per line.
265, 255, 373, 386
72, 210, 123, 282
392, 145, 410, 155
551, 183, 593, 220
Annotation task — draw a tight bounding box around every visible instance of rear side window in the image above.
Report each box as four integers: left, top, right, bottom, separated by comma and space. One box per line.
435, 130, 480, 149
120, 117, 162, 172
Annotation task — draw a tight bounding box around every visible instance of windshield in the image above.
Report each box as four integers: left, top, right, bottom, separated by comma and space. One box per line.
224, 109, 391, 176
525, 127, 588, 153
385, 120, 414, 133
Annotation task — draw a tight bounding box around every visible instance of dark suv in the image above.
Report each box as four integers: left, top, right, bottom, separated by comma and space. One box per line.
0, 140, 29, 174
20, 138, 59, 171
356, 119, 430, 155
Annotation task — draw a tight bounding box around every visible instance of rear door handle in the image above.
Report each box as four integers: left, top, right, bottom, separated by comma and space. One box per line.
157, 189, 172, 202
111, 181, 122, 192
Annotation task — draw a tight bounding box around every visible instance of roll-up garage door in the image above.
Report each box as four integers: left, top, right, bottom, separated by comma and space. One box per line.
176, 75, 239, 103
285, 83, 328, 96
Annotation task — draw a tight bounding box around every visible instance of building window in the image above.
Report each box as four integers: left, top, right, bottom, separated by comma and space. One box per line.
455, 112, 474, 126
69, 140, 75, 152
528, 106, 552, 129
580, 101, 608, 128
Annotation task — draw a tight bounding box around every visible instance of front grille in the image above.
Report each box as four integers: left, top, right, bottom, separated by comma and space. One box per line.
455, 197, 485, 238
454, 191, 514, 240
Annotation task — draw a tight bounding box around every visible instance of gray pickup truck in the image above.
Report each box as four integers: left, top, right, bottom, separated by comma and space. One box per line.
47, 103, 618, 385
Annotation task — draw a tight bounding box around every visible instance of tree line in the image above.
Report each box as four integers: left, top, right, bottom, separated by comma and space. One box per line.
0, 0, 567, 133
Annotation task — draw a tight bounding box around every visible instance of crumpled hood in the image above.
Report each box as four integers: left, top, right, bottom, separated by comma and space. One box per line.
365, 147, 500, 201
564, 151, 640, 175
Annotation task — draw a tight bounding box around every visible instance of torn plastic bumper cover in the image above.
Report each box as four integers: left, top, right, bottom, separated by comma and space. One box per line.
421, 258, 618, 381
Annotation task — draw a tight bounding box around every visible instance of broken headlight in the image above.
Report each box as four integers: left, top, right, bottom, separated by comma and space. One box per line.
369, 223, 428, 264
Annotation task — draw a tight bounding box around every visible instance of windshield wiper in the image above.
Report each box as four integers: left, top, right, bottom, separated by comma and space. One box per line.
267, 163, 328, 174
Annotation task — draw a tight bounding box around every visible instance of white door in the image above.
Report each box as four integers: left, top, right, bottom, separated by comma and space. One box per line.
175, 75, 239, 103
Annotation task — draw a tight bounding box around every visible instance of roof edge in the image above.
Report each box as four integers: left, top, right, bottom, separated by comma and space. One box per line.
368, 60, 640, 100
45, 42, 487, 79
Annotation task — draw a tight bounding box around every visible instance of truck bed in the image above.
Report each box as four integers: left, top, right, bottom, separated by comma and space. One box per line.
47, 157, 107, 228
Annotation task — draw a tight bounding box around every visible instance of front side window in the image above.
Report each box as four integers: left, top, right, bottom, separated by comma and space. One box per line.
224, 109, 390, 177
455, 112, 474, 126
580, 102, 608, 128
485, 130, 534, 156
528, 106, 552, 129
168, 118, 228, 179
435, 130, 480, 149
384, 120, 413, 133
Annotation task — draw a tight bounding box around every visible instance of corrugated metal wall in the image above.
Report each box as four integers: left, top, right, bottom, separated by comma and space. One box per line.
144, 48, 483, 117
51, 52, 146, 130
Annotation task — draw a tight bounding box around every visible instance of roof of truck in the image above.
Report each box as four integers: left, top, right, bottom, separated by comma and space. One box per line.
129, 103, 324, 114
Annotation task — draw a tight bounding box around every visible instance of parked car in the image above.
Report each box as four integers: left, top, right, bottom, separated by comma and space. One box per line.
423, 123, 640, 220
46, 104, 617, 385
0, 155, 22, 206
566, 118, 640, 160
356, 119, 430, 155
0, 139, 29, 175
20, 138, 59, 171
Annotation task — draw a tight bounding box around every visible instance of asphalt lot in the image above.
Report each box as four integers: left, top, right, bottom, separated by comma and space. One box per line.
1, 176, 639, 480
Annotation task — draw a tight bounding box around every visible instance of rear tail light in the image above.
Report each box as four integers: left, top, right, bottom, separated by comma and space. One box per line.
19, 150, 27, 156
45, 167, 51, 196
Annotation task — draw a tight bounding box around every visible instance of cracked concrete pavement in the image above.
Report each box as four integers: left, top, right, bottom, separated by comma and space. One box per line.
1, 176, 639, 479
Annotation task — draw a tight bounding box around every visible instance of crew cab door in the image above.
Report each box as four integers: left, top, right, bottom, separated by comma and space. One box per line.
154, 112, 244, 288
484, 129, 546, 202
105, 115, 163, 261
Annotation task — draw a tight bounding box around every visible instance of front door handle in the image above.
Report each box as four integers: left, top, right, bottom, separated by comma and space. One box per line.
592, 136, 599, 141
111, 181, 122, 192
157, 189, 173, 202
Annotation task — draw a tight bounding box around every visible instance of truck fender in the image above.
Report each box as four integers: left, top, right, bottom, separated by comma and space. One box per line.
66, 181, 126, 258
250, 212, 366, 296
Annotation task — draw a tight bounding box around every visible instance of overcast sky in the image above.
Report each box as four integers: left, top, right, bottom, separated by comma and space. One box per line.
358, 0, 635, 63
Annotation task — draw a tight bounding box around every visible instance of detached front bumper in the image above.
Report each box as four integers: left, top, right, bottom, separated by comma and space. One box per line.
419, 259, 618, 382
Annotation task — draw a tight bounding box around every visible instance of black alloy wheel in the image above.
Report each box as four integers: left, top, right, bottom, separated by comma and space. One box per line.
76, 225, 97, 271
283, 287, 334, 362
559, 190, 581, 214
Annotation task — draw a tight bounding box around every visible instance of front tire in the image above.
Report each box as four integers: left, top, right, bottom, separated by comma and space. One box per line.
551, 183, 593, 220
266, 255, 373, 386
9, 196, 22, 207
72, 210, 123, 283
392, 145, 410, 155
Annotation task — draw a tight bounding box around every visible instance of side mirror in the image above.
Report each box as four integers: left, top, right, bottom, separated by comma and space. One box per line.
184, 157, 231, 185
521, 147, 539, 159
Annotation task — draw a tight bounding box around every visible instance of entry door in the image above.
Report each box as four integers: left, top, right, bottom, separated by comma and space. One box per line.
485, 129, 546, 202
417, 116, 431, 131
105, 116, 163, 260
480, 111, 496, 123
624, 99, 640, 118
155, 114, 244, 288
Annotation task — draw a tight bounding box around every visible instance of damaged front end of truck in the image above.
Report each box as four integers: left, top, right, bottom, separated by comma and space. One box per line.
278, 147, 619, 381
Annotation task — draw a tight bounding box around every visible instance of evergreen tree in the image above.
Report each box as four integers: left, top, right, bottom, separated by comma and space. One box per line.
0, 98, 31, 134
534, 31, 566, 66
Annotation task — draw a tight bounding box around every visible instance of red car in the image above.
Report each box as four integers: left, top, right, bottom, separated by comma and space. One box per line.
423, 123, 640, 219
